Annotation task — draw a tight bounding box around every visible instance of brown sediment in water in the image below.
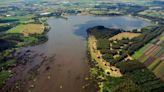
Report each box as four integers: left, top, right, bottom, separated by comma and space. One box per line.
0, 49, 55, 92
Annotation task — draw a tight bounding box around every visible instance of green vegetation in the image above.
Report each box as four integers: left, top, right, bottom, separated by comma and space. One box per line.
1, 15, 34, 24
115, 60, 145, 73
139, 10, 164, 20
7, 24, 44, 36
160, 33, 164, 41
148, 59, 161, 70
153, 62, 164, 81
89, 57, 164, 92
88, 25, 164, 66
0, 71, 12, 87
132, 44, 151, 59
133, 31, 164, 80
88, 25, 164, 92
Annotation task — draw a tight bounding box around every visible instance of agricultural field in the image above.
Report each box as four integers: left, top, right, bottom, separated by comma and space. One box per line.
139, 10, 164, 19
7, 24, 44, 36
133, 32, 164, 80
2, 15, 34, 24
109, 32, 140, 41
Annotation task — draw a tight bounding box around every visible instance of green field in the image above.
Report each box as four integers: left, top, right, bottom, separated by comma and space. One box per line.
132, 44, 151, 59
153, 62, 164, 80
133, 32, 164, 81
2, 15, 34, 24
160, 33, 164, 41
7, 24, 44, 36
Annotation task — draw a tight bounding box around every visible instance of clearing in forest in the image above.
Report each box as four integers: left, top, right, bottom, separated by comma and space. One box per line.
109, 32, 140, 41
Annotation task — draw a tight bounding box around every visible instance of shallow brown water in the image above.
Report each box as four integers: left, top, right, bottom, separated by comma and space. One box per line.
9, 16, 150, 92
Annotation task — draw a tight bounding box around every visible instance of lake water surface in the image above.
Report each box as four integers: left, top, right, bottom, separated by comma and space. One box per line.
23, 16, 150, 92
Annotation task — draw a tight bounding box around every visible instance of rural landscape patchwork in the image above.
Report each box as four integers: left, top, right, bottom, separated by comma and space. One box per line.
0, 0, 164, 92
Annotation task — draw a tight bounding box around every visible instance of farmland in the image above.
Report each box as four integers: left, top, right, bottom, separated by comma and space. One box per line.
133, 32, 164, 80
139, 10, 164, 19
7, 24, 44, 36
109, 32, 140, 41
2, 15, 34, 24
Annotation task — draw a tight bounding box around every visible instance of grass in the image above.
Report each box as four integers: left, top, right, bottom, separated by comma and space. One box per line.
132, 44, 151, 59
2, 15, 34, 23
153, 61, 164, 81
0, 71, 12, 87
148, 59, 161, 70
7, 24, 44, 36
17, 37, 38, 46
140, 55, 149, 63
161, 36, 164, 41
160, 33, 164, 41
0, 59, 16, 69
109, 32, 140, 41
102, 77, 128, 92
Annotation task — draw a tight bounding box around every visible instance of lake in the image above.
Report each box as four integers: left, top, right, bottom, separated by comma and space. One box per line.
17, 15, 150, 92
